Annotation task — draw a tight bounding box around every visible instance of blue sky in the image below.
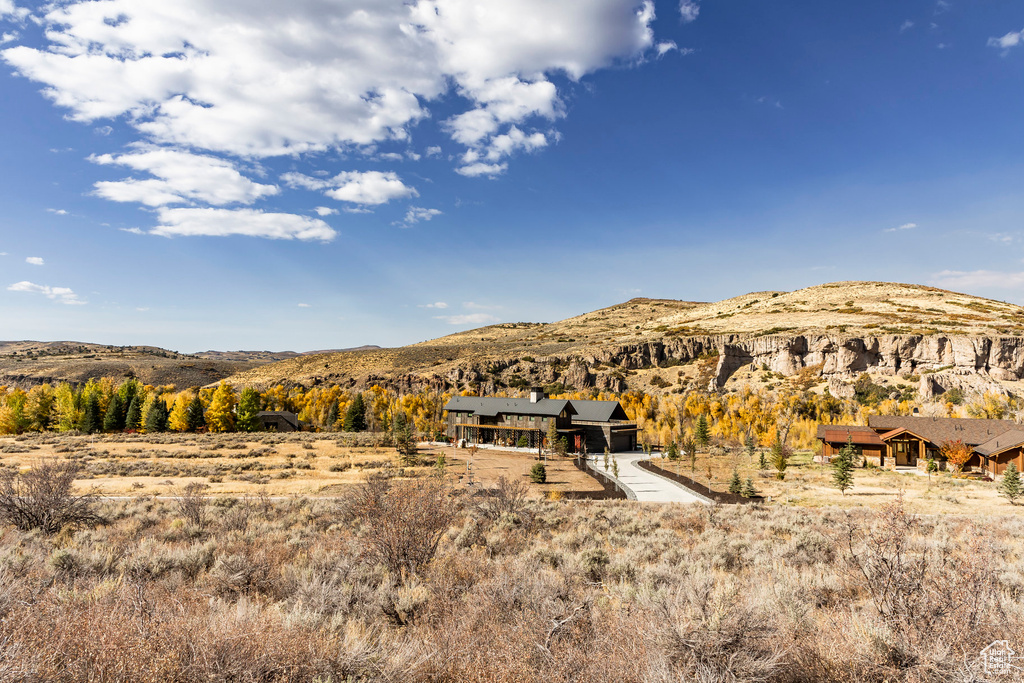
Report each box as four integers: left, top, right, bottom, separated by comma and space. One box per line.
1, 0, 1024, 352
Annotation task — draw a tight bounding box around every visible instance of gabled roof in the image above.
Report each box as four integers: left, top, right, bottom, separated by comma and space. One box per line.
878, 427, 932, 442
975, 430, 1024, 457
257, 410, 300, 429
868, 415, 1021, 447
444, 396, 575, 418
570, 400, 630, 422
816, 425, 884, 446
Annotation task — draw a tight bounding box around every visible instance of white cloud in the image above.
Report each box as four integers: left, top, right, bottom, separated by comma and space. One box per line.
326, 171, 417, 205
679, 1, 700, 23
0, 252, 7, 256
419, 301, 448, 309
119, 227, 145, 235
425, 146, 442, 157
46, 208, 67, 215
135, 306, 149, 312
884, 222, 918, 233
656, 41, 677, 57
3, 0, 657, 162
899, 20, 915, 33
313, 206, 337, 216
25, 256, 43, 266
988, 29, 1024, 51
297, 303, 311, 308
399, 206, 442, 227
930, 270, 1024, 290
91, 149, 278, 207
463, 301, 500, 310
1, 32, 18, 45
7, 280, 85, 305
284, 170, 416, 206
0, 0, 28, 21
435, 312, 500, 325
456, 161, 507, 178
150, 208, 336, 241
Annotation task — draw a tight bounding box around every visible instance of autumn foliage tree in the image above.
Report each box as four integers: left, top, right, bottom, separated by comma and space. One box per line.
205, 382, 237, 433
940, 439, 973, 474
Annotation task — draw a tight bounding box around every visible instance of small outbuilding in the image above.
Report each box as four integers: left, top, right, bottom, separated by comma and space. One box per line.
256, 410, 306, 432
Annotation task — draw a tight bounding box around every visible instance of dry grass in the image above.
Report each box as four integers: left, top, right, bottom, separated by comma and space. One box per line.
0, 433, 602, 498
0, 481, 1019, 681
653, 448, 1024, 516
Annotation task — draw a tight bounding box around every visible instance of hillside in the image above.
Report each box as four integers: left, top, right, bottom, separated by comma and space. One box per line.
224, 281, 1024, 399
0, 341, 265, 389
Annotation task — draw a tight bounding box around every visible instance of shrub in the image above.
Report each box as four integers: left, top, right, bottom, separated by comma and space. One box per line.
530, 463, 547, 484
0, 459, 100, 534
349, 473, 453, 576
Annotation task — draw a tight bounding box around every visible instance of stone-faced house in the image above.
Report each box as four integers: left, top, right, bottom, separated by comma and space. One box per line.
444, 388, 637, 453
817, 415, 1024, 476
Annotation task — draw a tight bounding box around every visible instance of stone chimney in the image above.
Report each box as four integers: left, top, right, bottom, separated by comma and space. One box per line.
529, 387, 546, 403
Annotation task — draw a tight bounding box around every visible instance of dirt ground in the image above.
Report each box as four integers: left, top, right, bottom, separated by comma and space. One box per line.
0, 434, 602, 499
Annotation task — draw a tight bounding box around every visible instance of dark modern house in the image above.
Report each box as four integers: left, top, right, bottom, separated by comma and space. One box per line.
444, 388, 637, 453
256, 410, 306, 432
817, 415, 1024, 476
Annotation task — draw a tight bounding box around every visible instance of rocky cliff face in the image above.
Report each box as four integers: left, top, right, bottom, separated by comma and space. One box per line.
236, 333, 1024, 399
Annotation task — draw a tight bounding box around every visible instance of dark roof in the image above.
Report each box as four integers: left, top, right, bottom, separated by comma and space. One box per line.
570, 400, 630, 422
867, 415, 1021, 447
816, 425, 884, 446
257, 410, 300, 429
976, 430, 1024, 457
444, 396, 575, 418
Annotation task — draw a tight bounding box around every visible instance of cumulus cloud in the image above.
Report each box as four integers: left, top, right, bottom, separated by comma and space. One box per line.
150, 208, 336, 241
47, 208, 67, 215
989, 29, 1024, 51
884, 222, 918, 233
679, 1, 700, 23
930, 270, 1024, 290
419, 301, 448, 309
7, 281, 85, 305
456, 161, 507, 178
91, 149, 278, 206
399, 206, 442, 227
313, 206, 337, 216
283, 170, 416, 206
25, 256, 43, 265
0, 0, 28, 21
435, 312, 500, 325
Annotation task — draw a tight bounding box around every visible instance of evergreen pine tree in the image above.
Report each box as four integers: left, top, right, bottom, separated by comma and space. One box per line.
769, 430, 788, 481
392, 411, 416, 465
144, 397, 169, 433
695, 414, 710, 450
1000, 462, 1023, 505
78, 392, 101, 434
186, 395, 206, 432
666, 441, 680, 461
343, 393, 366, 432
325, 401, 339, 431
758, 451, 768, 470
124, 395, 142, 431
832, 436, 855, 495
744, 433, 756, 461
741, 477, 758, 498
546, 419, 559, 455
728, 469, 742, 494
235, 387, 262, 432
102, 393, 122, 432
530, 462, 547, 483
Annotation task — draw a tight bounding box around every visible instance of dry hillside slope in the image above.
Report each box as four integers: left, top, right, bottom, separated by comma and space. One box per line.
225, 281, 1024, 400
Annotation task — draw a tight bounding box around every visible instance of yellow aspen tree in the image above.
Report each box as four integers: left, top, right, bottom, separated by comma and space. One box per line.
168, 392, 191, 432
205, 382, 237, 432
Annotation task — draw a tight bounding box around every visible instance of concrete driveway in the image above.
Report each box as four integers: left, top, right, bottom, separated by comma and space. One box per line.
591, 451, 710, 504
